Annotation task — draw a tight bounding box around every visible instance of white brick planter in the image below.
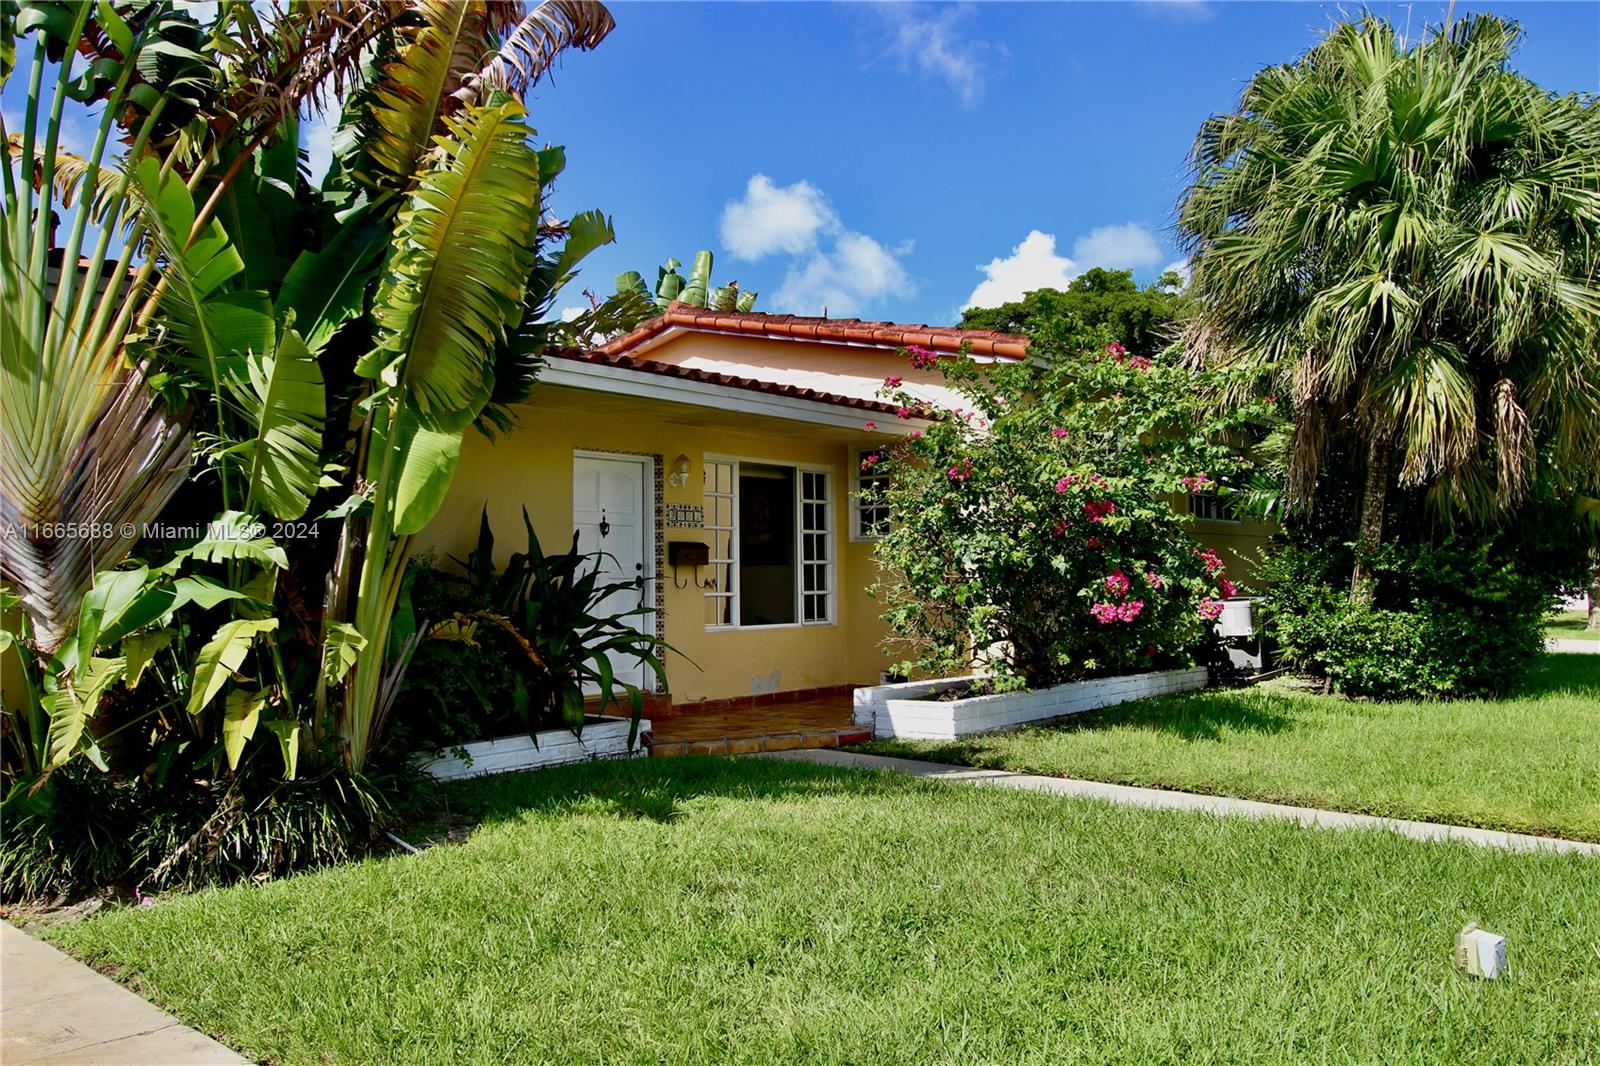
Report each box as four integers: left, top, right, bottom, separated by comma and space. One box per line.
856, 668, 1209, 740
415, 715, 650, 781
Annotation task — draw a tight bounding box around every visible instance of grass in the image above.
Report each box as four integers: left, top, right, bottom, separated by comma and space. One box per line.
1547, 610, 1597, 637
856, 653, 1600, 842
50, 757, 1600, 1065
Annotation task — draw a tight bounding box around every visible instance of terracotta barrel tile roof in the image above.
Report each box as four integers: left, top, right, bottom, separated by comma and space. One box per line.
597, 303, 1030, 360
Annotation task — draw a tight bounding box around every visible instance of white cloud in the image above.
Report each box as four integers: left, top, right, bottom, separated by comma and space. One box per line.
559, 305, 587, 322
963, 230, 1076, 309
1135, 0, 1216, 21
875, 4, 1003, 108
775, 233, 915, 317
1161, 258, 1192, 289
720, 174, 840, 260
720, 174, 914, 316
1071, 223, 1164, 271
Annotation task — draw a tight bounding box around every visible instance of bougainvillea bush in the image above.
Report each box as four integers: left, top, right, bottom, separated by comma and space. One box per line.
869, 321, 1267, 691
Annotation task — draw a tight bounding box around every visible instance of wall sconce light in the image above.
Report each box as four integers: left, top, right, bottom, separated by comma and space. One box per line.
667, 454, 692, 488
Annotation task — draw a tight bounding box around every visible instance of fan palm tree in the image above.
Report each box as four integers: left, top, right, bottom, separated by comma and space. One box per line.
1177, 14, 1600, 600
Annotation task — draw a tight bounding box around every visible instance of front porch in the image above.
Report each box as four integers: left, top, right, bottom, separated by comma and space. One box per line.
646, 690, 868, 756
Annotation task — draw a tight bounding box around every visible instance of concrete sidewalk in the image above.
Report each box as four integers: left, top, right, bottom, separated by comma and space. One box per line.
760, 748, 1600, 857
1, 921, 248, 1065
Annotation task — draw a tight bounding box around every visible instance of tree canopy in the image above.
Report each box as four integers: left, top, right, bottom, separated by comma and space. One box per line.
1175, 13, 1600, 597
958, 268, 1196, 354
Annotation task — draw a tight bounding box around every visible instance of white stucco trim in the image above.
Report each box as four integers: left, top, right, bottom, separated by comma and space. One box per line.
541, 358, 929, 434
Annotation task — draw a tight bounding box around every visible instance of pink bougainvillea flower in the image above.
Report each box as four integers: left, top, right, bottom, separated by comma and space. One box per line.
1104, 570, 1131, 597
896, 406, 914, 419
906, 345, 939, 370
1054, 475, 1075, 494
1051, 427, 1069, 438
1090, 598, 1144, 624
909, 430, 922, 439
947, 459, 973, 481
1197, 597, 1225, 621
1106, 341, 1127, 358
1085, 536, 1103, 549
864, 421, 877, 431
1128, 355, 1152, 370
1145, 570, 1164, 589
1084, 499, 1117, 523
1219, 577, 1237, 598
1196, 547, 1225, 575
884, 374, 903, 388
1180, 473, 1213, 493
1051, 520, 1069, 537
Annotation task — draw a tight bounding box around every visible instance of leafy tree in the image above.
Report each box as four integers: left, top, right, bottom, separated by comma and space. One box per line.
1176, 14, 1600, 601
2, 0, 622, 893
958, 268, 1195, 354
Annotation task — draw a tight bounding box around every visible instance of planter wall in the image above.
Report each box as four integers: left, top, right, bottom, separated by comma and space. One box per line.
416, 715, 650, 781
857, 667, 1209, 741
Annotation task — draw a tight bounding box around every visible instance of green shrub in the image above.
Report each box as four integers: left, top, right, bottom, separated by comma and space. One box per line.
873, 328, 1264, 689
1261, 527, 1571, 699
1, 761, 389, 904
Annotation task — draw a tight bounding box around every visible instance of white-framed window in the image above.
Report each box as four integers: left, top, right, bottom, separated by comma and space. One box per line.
801, 470, 832, 623
702, 456, 834, 629
850, 448, 891, 541
1189, 492, 1239, 524
704, 459, 737, 627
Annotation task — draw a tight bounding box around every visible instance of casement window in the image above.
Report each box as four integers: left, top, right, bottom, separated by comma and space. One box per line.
850, 448, 891, 541
1188, 492, 1239, 524
702, 458, 834, 629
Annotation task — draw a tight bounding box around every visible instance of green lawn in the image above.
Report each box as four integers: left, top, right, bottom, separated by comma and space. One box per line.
50, 757, 1600, 1065
1547, 610, 1597, 637
857, 653, 1600, 842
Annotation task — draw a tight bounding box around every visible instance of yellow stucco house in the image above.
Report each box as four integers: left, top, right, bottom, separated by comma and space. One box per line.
416, 305, 1271, 717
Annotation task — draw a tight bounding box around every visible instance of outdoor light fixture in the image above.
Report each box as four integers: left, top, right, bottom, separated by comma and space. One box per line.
668, 454, 692, 488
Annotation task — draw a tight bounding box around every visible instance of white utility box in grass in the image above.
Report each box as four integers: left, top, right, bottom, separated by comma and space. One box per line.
1453, 925, 1508, 979
415, 716, 649, 781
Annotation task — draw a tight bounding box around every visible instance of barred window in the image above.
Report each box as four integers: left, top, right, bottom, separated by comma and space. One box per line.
1188, 493, 1238, 523
852, 449, 891, 540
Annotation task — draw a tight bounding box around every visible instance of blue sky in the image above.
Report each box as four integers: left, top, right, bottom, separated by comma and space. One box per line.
7, 1, 1596, 327
514, 0, 1599, 325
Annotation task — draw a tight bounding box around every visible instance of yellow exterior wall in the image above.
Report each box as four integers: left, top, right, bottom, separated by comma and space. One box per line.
418, 404, 894, 704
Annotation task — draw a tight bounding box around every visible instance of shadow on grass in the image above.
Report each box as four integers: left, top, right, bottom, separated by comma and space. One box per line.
1051, 689, 1299, 741
1522, 654, 1600, 700
397, 755, 917, 840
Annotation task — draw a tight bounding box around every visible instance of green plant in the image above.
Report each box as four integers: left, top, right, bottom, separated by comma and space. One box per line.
386, 509, 672, 755
872, 324, 1264, 689
1177, 14, 1600, 601
1259, 516, 1587, 699
2, 0, 623, 898
958, 267, 1196, 354
614, 249, 757, 319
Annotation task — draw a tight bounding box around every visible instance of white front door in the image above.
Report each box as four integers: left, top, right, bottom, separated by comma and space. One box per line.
572, 453, 653, 692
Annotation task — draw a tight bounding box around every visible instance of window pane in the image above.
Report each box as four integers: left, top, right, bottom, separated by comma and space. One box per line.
738, 464, 796, 626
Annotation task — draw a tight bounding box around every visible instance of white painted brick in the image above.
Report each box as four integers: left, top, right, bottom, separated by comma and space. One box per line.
417, 716, 650, 780
862, 669, 1209, 740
